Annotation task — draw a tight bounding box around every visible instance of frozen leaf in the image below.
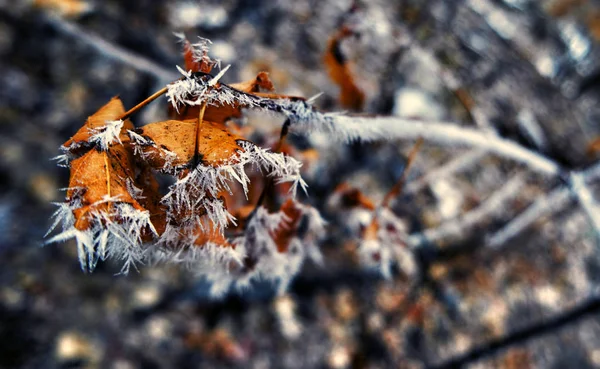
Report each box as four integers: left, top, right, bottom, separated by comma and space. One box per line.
229, 71, 275, 93
67, 145, 145, 229
167, 71, 305, 123
270, 199, 304, 253
131, 119, 247, 170
63, 97, 133, 155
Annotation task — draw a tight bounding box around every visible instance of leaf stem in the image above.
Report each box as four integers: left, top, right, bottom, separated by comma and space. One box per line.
119, 86, 168, 121
193, 102, 207, 168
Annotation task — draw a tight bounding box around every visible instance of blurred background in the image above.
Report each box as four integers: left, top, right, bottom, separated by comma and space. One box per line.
1, 0, 600, 368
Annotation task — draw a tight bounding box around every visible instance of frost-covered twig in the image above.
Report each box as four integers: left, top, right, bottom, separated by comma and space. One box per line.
405, 149, 487, 195
311, 115, 561, 177
485, 185, 571, 249
569, 172, 600, 240
408, 175, 526, 247
487, 162, 600, 248
45, 15, 178, 81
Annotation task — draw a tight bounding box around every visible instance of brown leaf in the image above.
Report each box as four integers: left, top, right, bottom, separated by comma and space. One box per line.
63, 97, 133, 154
33, 0, 92, 18
270, 199, 304, 253
324, 28, 365, 111
193, 221, 233, 249
587, 137, 600, 156
229, 71, 275, 93
182, 39, 214, 74
68, 145, 143, 230
133, 119, 248, 169
333, 183, 376, 210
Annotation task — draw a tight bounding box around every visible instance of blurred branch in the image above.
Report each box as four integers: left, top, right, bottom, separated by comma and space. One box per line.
408, 175, 526, 247
429, 295, 600, 369
44, 15, 178, 81
569, 172, 600, 240
404, 149, 487, 195
329, 116, 561, 176
487, 162, 600, 248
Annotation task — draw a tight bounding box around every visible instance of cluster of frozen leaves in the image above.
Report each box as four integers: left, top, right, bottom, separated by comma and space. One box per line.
46, 36, 330, 295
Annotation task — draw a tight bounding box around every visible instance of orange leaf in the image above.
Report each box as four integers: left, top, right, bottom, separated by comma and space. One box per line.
182, 39, 214, 74
333, 183, 376, 210
68, 145, 144, 230
588, 137, 600, 156
229, 71, 275, 93
270, 199, 304, 253
33, 0, 92, 18
324, 28, 365, 111
63, 97, 133, 154
132, 119, 248, 169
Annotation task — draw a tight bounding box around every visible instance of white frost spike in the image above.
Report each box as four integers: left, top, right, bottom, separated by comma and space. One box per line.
176, 64, 192, 78
208, 64, 230, 86
45, 198, 156, 274
158, 141, 306, 234
201, 200, 325, 297
88, 119, 125, 151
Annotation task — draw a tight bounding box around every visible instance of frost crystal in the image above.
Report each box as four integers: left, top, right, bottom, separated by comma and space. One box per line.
46, 199, 155, 274
88, 120, 125, 151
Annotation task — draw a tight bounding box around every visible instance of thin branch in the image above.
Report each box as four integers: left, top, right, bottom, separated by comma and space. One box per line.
324, 116, 561, 177
381, 138, 423, 208
486, 162, 600, 248
120, 87, 168, 120
405, 149, 487, 195
409, 175, 526, 247
486, 185, 571, 249
429, 295, 600, 369
569, 172, 600, 240
45, 15, 178, 81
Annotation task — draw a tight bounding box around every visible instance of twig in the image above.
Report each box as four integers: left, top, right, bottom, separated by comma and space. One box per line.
408, 175, 526, 247
569, 172, 600, 240
405, 149, 487, 195
44, 15, 178, 81
325, 116, 561, 177
486, 162, 600, 248
429, 295, 600, 369
486, 185, 571, 249
381, 138, 424, 208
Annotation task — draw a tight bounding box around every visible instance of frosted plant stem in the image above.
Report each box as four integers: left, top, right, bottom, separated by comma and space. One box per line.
405, 149, 487, 195
326, 116, 561, 177
408, 175, 526, 247
486, 162, 600, 248
485, 186, 572, 249
45, 15, 178, 81
569, 172, 600, 240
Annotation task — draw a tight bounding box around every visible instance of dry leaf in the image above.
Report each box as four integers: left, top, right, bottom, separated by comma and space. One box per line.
270, 199, 304, 253
229, 71, 275, 93
588, 137, 600, 156
34, 0, 93, 18
63, 97, 133, 154
324, 27, 365, 111
333, 183, 376, 210
68, 145, 143, 230
132, 119, 247, 169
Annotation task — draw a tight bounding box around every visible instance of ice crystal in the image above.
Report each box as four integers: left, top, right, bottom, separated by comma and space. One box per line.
88, 120, 124, 151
